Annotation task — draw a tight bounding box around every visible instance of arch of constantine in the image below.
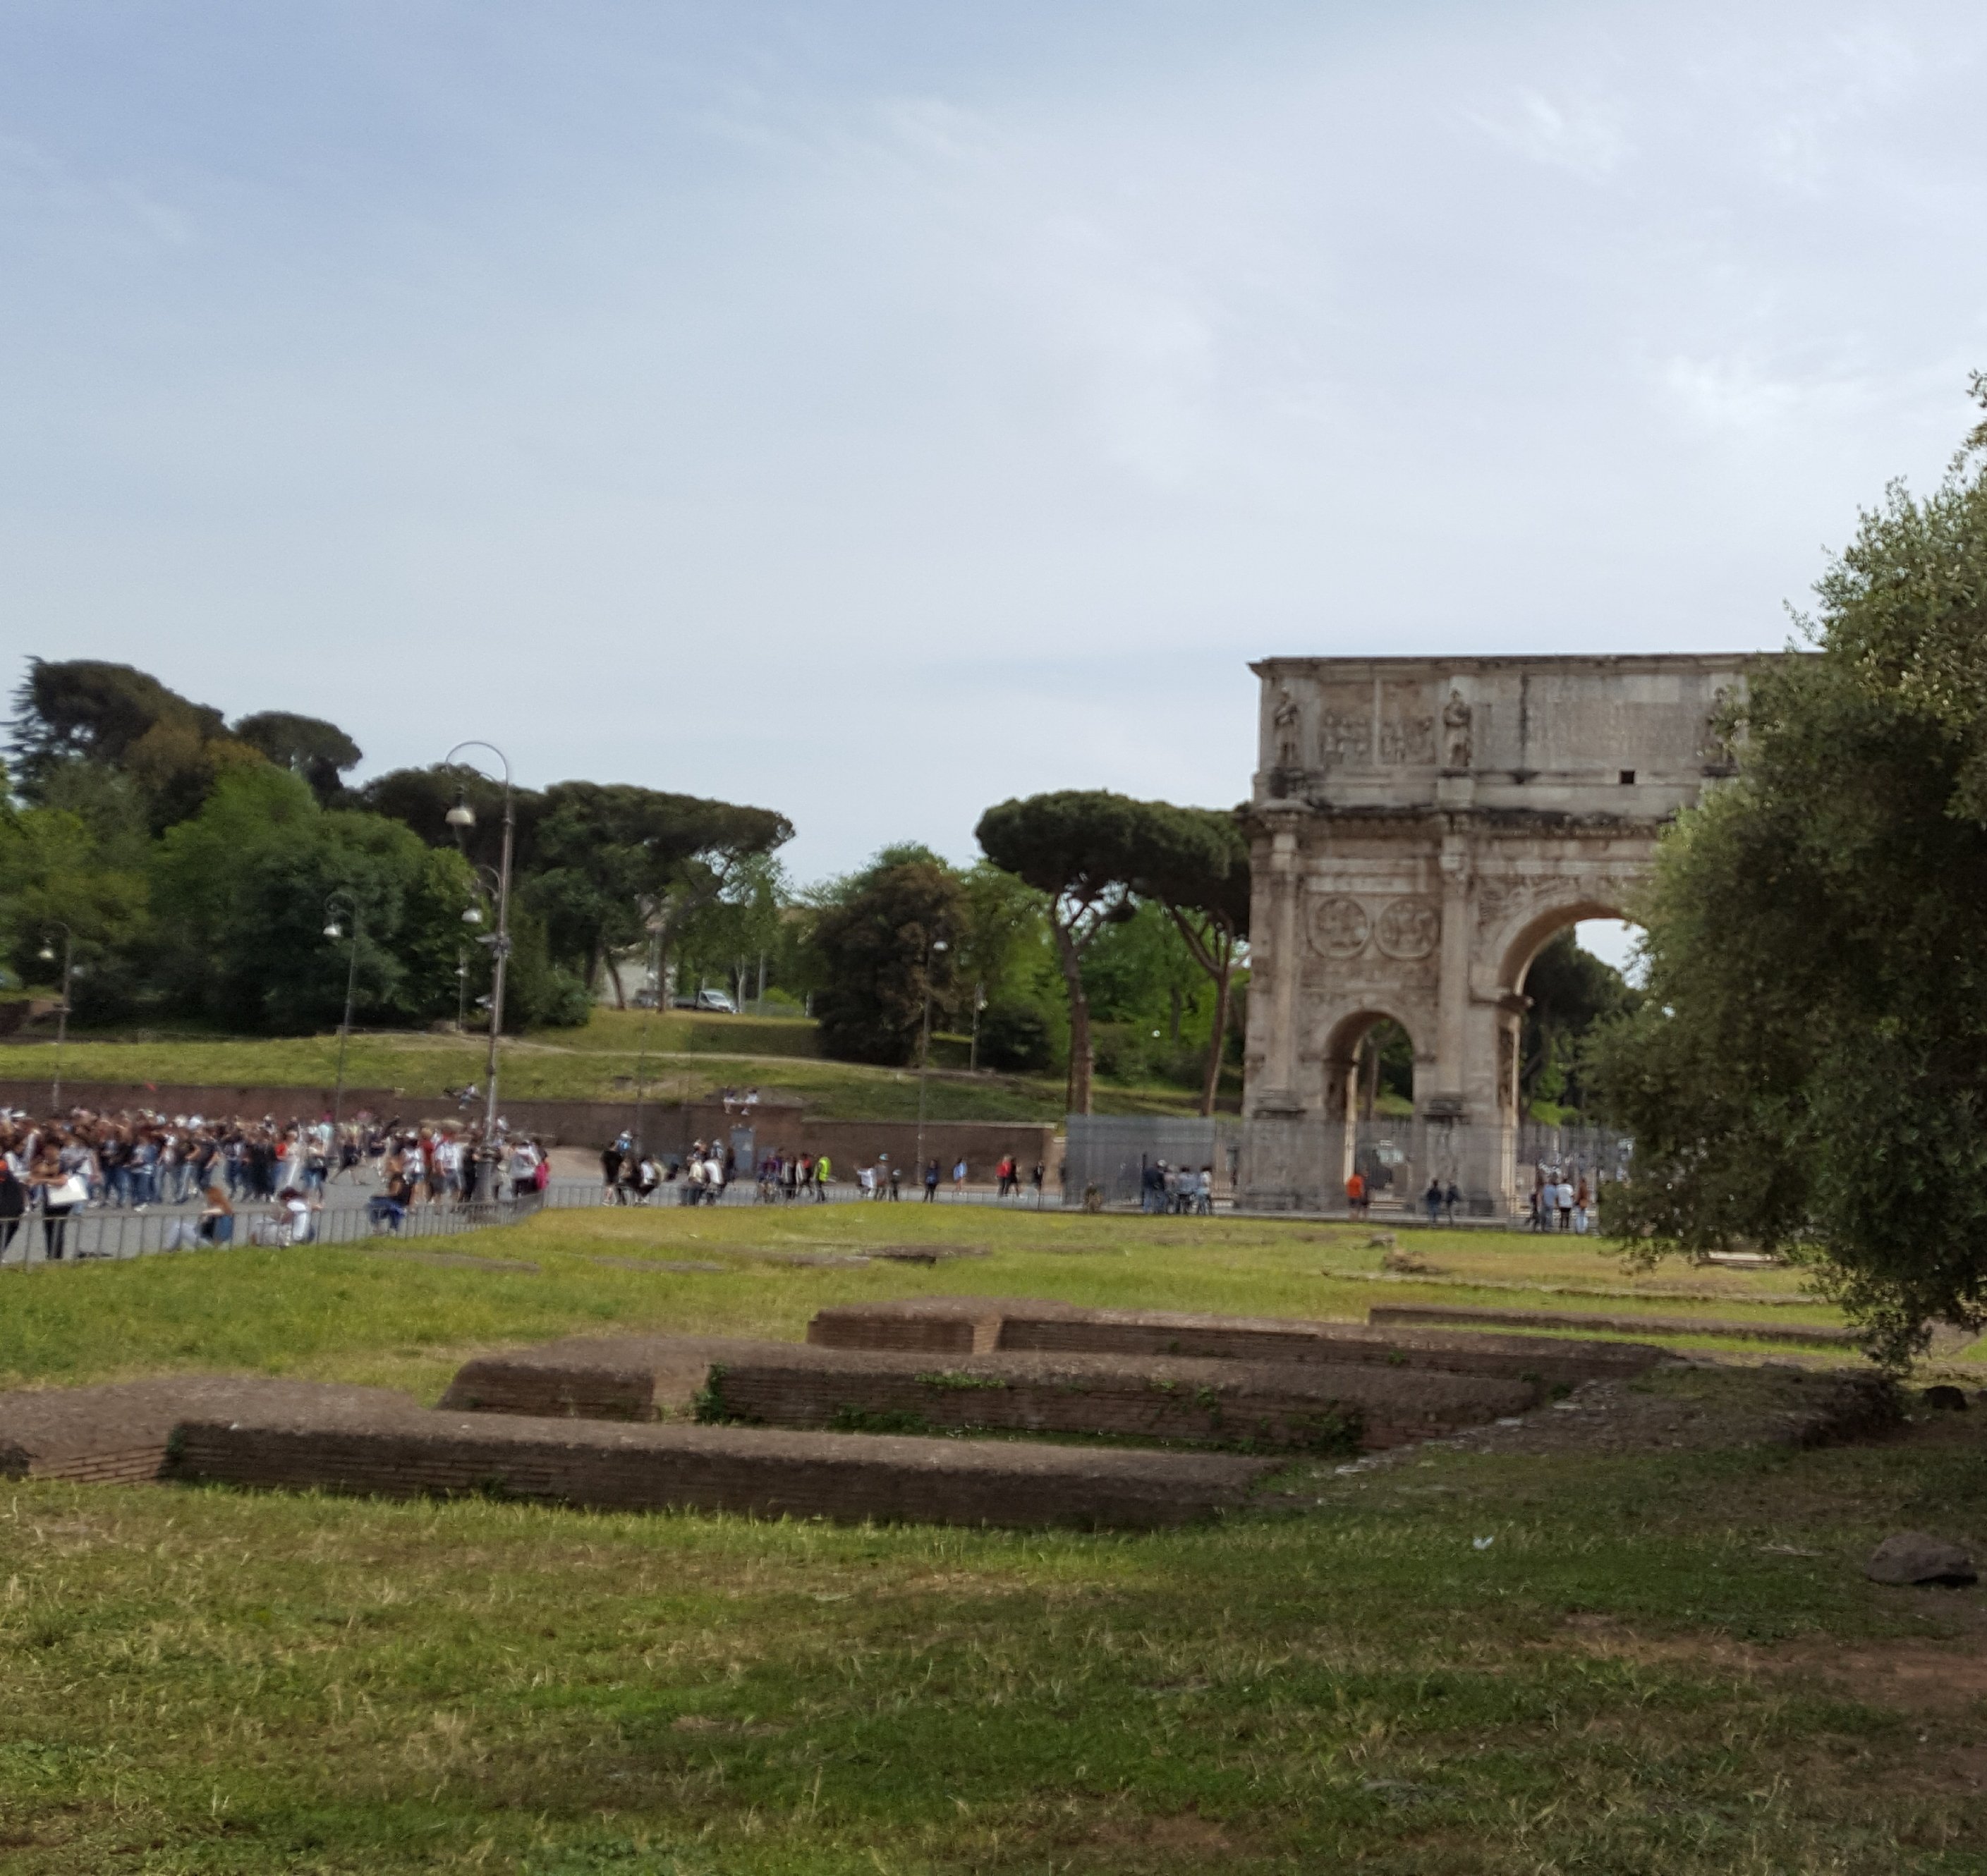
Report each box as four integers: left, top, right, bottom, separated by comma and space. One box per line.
1236, 654, 1752, 1213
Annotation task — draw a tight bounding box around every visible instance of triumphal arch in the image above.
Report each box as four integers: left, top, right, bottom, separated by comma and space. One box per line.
1236, 654, 1752, 1212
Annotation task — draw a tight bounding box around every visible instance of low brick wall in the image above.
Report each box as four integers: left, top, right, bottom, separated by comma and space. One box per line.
1368, 1303, 1859, 1348
169, 1403, 1275, 1528
807, 1298, 1667, 1393
437, 1334, 1531, 1451
710, 1345, 1525, 1452
0, 1375, 418, 1482
441, 1335, 771, 1420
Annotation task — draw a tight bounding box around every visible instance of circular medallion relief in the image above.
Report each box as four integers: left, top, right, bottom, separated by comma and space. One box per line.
1308, 894, 1371, 959
1375, 896, 1441, 961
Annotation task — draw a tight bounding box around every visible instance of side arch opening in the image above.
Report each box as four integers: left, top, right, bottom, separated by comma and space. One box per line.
1498, 906, 1643, 1219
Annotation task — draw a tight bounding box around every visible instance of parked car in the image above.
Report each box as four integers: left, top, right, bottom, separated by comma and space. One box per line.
669, 988, 738, 1014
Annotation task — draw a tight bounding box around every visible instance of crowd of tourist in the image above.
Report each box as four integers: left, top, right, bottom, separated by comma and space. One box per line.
1527, 1168, 1595, 1234
0, 1107, 557, 1261
1141, 1160, 1216, 1214
596, 1136, 1051, 1207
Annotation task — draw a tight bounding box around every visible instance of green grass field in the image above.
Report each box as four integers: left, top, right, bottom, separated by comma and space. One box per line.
3, 1206, 1983, 1873
0, 1010, 1219, 1120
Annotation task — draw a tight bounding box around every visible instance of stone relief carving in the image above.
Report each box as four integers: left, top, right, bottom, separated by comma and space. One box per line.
1374, 896, 1440, 961
1378, 713, 1436, 765
1442, 689, 1473, 769
1318, 711, 1372, 767
1307, 894, 1371, 958
1497, 1023, 1518, 1116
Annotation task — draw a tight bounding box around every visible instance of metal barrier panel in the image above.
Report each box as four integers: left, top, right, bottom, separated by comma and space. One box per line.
1059, 1116, 1239, 1210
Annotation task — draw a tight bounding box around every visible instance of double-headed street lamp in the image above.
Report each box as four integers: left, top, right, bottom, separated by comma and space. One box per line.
322, 890, 363, 1133
442, 741, 516, 1159
35, 922, 76, 1112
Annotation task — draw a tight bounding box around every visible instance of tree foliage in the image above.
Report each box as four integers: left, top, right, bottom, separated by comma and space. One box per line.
6, 659, 264, 829
810, 858, 965, 1066
232, 711, 363, 803
1592, 395, 1987, 1362
976, 790, 1239, 1114
1521, 931, 1638, 1119
151, 767, 478, 1032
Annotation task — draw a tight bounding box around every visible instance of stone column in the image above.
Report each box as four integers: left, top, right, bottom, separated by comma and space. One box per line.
1250, 808, 1306, 1116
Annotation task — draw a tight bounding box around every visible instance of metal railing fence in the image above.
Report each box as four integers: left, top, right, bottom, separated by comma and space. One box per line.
1, 1170, 1063, 1269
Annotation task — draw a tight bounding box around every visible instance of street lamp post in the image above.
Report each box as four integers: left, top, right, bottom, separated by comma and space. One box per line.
322, 892, 363, 1133
631, 918, 662, 1160
35, 923, 74, 1113
443, 743, 516, 1168
913, 934, 948, 1183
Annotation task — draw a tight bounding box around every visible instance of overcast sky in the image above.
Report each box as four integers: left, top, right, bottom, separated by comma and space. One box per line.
4, 1, 1983, 913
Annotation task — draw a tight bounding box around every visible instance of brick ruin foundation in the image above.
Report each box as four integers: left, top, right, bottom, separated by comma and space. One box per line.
0, 1297, 1674, 1530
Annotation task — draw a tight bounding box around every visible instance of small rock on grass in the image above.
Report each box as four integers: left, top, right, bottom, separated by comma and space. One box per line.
1865, 1531, 1979, 1588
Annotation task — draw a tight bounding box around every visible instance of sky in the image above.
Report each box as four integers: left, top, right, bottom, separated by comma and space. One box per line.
4, 0, 1984, 958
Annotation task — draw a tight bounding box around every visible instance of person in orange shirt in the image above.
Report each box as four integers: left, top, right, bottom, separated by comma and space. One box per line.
1345, 1169, 1367, 1219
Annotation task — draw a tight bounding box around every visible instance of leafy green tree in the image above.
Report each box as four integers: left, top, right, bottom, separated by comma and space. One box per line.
232, 711, 363, 804
976, 791, 1233, 1114
525, 782, 793, 998
1129, 804, 1251, 1115
354, 765, 547, 874
809, 858, 965, 1065
0, 792, 150, 1003
1520, 931, 1638, 1119
7, 659, 224, 786
6, 658, 262, 829
150, 765, 481, 1031
1592, 389, 1987, 1361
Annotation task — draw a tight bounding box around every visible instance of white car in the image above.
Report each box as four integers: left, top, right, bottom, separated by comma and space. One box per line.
671, 989, 738, 1014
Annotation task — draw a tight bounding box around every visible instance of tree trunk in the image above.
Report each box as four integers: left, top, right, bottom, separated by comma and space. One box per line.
1199, 956, 1232, 1117
1051, 920, 1093, 1116
611, 950, 628, 1011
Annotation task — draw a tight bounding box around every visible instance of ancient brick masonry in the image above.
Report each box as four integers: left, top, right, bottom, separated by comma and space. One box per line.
167, 1399, 1277, 1529
443, 1334, 1532, 1451
1, 1372, 1280, 1528
0, 1375, 414, 1482
806, 1296, 1665, 1392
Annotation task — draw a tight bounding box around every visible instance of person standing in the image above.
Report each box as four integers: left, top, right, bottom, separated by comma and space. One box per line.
952, 1157, 967, 1196
31, 1147, 83, 1261
1423, 1177, 1442, 1225
1344, 1169, 1366, 1219
814, 1153, 831, 1202
923, 1158, 940, 1201
0, 1159, 24, 1263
